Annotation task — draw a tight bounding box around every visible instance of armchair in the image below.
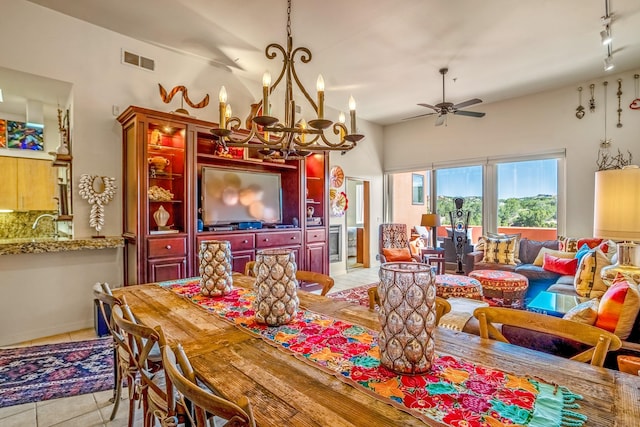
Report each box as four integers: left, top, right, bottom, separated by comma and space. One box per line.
378, 223, 421, 263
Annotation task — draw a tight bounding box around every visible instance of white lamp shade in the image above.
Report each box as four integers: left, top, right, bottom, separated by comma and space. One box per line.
593, 166, 640, 241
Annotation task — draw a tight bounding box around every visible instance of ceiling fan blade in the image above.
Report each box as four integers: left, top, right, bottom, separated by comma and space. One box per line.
402, 112, 437, 121
435, 114, 446, 126
452, 98, 482, 109
417, 103, 439, 111
454, 110, 486, 118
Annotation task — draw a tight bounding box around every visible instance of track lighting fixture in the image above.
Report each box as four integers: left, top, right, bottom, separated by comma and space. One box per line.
604, 52, 614, 71
601, 0, 614, 71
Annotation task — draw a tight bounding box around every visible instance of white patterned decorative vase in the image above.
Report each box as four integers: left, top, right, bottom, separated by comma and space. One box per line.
253, 249, 299, 326
153, 205, 170, 228
378, 262, 436, 375
199, 240, 233, 296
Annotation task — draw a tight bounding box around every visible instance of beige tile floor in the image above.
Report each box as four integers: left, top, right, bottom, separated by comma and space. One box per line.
0, 267, 379, 427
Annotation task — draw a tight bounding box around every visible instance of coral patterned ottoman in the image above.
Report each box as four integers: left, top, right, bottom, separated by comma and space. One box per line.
435, 274, 483, 300
468, 270, 529, 308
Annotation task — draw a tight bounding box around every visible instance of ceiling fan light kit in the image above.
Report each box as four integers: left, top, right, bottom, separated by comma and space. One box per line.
407, 67, 486, 126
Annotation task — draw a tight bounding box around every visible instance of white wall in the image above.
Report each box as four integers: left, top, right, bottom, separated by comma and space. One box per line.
0, 0, 384, 344
383, 70, 640, 238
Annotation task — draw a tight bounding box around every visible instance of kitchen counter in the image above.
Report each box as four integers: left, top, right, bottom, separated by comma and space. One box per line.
0, 236, 125, 255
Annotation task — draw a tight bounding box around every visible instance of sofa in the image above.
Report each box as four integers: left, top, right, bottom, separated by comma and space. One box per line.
465, 237, 561, 300
459, 235, 640, 370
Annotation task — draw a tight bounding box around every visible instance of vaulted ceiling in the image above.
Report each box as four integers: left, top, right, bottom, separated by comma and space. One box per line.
25, 0, 640, 125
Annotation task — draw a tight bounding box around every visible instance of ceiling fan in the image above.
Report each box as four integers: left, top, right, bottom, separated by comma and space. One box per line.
406, 68, 486, 126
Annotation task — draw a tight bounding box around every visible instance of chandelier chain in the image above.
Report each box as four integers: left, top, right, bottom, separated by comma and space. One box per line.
287, 0, 292, 38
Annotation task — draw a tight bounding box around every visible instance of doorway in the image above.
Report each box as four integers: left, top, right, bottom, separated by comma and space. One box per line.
345, 178, 370, 270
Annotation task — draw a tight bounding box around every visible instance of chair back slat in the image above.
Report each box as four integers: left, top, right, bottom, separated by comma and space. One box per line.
163, 344, 256, 427
473, 306, 622, 367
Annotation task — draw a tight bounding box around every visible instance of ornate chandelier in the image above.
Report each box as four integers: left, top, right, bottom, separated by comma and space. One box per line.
211, 0, 364, 158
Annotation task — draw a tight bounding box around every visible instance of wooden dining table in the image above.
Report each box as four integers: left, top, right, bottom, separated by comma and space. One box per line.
114, 274, 639, 426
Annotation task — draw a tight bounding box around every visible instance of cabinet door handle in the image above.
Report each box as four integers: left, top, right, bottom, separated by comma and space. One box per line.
243, 240, 248, 243
264, 238, 269, 242
313, 235, 318, 238
166, 245, 172, 249
291, 236, 296, 240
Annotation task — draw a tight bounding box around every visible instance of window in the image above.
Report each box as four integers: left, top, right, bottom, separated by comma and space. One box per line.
496, 159, 558, 240
435, 165, 483, 243
387, 151, 564, 244
412, 173, 424, 205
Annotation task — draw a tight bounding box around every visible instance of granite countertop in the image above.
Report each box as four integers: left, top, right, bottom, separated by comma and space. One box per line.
0, 236, 125, 255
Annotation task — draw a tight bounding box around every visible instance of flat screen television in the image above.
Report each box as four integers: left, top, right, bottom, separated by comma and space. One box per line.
201, 166, 283, 226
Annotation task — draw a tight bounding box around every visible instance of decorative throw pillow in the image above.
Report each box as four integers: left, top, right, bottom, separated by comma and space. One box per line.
543, 253, 578, 275
595, 273, 640, 339
563, 299, 599, 325
481, 236, 517, 265
575, 243, 591, 265
409, 238, 424, 255
487, 232, 522, 263
382, 247, 413, 262
578, 238, 603, 250
574, 248, 611, 298
558, 236, 580, 252
533, 247, 576, 266
598, 240, 617, 262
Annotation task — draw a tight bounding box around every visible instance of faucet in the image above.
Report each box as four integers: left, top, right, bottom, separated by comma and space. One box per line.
32, 214, 59, 238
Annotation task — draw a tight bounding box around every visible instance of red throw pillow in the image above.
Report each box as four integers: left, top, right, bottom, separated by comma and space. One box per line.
578, 238, 603, 250
542, 253, 578, 275
382, 247, 413, 262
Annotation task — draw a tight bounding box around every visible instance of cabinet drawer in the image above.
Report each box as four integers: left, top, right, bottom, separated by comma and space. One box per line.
200, 233, 255, 251
306, 228, 326, 243
256, 231, 302, 249
148, 237, 187, 258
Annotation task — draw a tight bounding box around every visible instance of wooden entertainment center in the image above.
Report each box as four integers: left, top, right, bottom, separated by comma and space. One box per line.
118, 106, 329, 286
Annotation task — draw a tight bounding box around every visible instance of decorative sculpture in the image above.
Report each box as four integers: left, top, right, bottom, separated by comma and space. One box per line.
449, 197, 470, 274
158, 84, 210, 115
78, 174, 116, 238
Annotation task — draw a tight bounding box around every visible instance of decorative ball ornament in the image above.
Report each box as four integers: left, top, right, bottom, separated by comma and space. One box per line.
78, 174, 116, 236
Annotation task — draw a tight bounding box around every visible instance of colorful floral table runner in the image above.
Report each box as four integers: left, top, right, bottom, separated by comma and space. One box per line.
163, 278, 587, 427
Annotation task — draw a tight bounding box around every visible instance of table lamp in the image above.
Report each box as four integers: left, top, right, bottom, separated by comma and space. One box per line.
593, 165, 640, 284
421, 213, 441, 249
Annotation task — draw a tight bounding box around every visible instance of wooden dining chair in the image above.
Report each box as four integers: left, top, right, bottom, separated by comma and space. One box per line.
111, 303, 189, 427
244, 261, 256, 277
367, 287, 451, 320
473, 306, 622, 367
246, 262, 334, 296
163, 344, 257, 427
295, 270, 335, 296
93, 283, 129, 423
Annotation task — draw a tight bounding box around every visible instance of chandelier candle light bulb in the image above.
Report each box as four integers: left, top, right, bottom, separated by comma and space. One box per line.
316, 74, 324, 119
338, 111, 346, 140
349, 96, 357, 134
262, 72, 271, 115
219, 86, 227, 128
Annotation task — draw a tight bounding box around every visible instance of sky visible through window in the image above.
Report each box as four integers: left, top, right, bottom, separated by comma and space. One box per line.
436, 160, 557, 199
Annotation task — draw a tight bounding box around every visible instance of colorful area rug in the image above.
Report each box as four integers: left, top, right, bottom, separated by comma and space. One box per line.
166, 279, 587, 427
0, 338, 114, 408
327, 282, 378, 307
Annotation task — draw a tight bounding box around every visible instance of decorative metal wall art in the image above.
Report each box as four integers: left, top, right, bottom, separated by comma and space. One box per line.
158, 84, 210, 115
575, 87, 585, 119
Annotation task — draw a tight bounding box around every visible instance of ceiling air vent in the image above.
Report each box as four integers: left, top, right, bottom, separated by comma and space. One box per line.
121, 49, 155, 71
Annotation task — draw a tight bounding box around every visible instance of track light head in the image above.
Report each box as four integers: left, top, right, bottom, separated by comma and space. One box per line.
600, 28, 612, 45
604, 55, 615, 71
